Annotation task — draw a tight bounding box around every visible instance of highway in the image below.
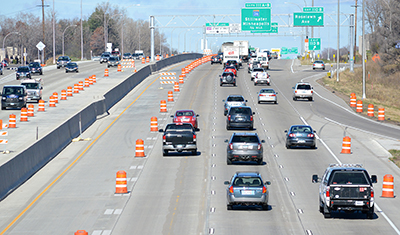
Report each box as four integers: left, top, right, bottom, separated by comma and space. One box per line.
0, 59, 399, 235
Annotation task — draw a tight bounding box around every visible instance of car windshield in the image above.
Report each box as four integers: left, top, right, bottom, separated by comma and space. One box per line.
260, 89, 275, 94
176, 111, 194, 116
18, 67, 30, 72
67, 63, 77, 67
227, 96, 244, 102
58, 56, 69, 61
233, 177, 262, 187
21, 83, 39, 89
230, 107, 251, 115
290, 126, 312, 133
231, 135, 259, 143
123, 53, 131, 56
165, 124, 193, 131
102, 54, 110, 57
3, 87, 24, 95
297, 84, 311, 90
329, 171, 369, 185
28, 63, 40, 67
109, 57, 117, 61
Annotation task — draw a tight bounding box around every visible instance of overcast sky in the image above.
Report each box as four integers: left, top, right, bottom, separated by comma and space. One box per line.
1, 0, 361, 56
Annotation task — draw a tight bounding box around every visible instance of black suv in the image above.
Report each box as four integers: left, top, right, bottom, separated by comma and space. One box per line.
226, 106, 255, 130
28, 62, 43, 75
225, 133, 264, 165
57, 56, 71, 69
1, 85, 28, 110
225, 60, 238, 69
312, 164, 377, 219
220, 72, 236, 87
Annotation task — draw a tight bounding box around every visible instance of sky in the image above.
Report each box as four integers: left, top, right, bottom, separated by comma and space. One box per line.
0, 0, 362, 56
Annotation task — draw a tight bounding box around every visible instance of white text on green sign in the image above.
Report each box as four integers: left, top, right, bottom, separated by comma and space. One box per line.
303, 7, 324, 12
308, 38, 321, 50
241, 8, 272, 31
293, 12, 324, 26
245, 3, 271, 8
205, 23, 229, 27
251, 22, 277, 33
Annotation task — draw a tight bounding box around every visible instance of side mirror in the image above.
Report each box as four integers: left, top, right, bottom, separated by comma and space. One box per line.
196, 114, 199, 117
313, 130, 316, 133
195, 128, 200, 132
265, 181, 271, 185
292, 87, 295, 89
261, 140, 265, 143
170, 115, 174, 118
284, 130, 288, 133
252, 112, 255, 115
245, 100, 248, 102
224, 139, 228, 143
158, 129, 164, 133
276, 92, 278, 94
312, 174, 319, 183
222, 99, 225, 102
224, 181, 230, 185
219, 75, 221, 78
371, 175, 377, 184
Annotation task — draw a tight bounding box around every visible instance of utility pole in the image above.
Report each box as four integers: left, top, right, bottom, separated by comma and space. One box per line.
337, 0, 340, 82
38, 0, 49, 63
81, 0, 83, 60
354, 0, 358, 62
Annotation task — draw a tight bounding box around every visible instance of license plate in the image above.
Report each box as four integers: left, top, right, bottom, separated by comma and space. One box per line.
176, 145, 183, 148
241, 190, 255, 195
298, 140, 305, 143
355, 201, 364, 206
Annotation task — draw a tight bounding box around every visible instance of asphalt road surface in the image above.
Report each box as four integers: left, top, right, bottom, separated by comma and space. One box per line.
0, 59, 399, 235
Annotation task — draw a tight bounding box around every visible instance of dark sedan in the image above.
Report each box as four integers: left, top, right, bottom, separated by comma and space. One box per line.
65, 62, 79, 73
16, 66, 31, 80
285, 125, 316, 149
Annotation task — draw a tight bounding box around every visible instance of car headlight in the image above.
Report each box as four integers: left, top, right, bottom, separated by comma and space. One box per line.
19, 97, 23, 100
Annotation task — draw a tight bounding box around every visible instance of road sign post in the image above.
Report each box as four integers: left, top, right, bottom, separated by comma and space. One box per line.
241, 3, 272, 32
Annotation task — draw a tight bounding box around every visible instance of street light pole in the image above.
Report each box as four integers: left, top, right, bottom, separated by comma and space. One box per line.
2, 32, 20, 71
52, 0, 55, 64
336, 0, 340, 82
62, 25, 77, 56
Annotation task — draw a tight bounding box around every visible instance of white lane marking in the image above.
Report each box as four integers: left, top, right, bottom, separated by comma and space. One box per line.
290, 59, 295, 73
274, 154, 279, 158
92, 231, 103, 235
279, 165, 283, 168
284, 177, 289, 181
209, 228, 215, 234
325, 117, 399, 141
306, 230, 313, 235
130, 166, 137, 169
314, 90, 400, 132
211, 190, 216, 195
131, 177, 138, 182
290, 192, 296, 196
298, 209, 304, 214
211, 164, 216, 167
210, 207, 215, 213
104, 209, 113, 215
137, 165, 144, 169
211, 176, 216, 180
114, 209, 122, 214
101, 231, 112, 235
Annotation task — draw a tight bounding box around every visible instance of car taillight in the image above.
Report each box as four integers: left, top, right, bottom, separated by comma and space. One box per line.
193, 134, 196, 142
371, 189, 374, 198
295, 90, 298, 93
262, 186, 267, 194
256, 74, 258, 78
259, 94, 265, 97
229, 186, 234, 193
250, 116, 253, 121
229, 143, 233, 150
311, 90, 313, 93
163, 135, 166, 141
228, 115, 231, 121
307, 134, 314, 137
258, 144, 261, 150
326, 187, 330, 197
289, 133, 296, 137
270, 94, 276, 96
313, 64, 315, 66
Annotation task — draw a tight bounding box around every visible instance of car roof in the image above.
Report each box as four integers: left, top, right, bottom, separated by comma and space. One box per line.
290, 124, 312, 128
296, 82, 310, 85
326, 163, 366, 171
232, 132, 258, 137
4, 85, 26, 88
230, 105, 251, 109
227, 94, 244, 98
175, 109, 194, 113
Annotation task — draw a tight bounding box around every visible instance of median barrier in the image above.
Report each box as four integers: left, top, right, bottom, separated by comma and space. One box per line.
0, 53, 202, 201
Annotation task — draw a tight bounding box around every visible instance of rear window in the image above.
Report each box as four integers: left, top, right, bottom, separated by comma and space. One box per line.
28, 63, 40, 67
222, 72, 234, 77
230, 107, 251, 115
315, 61, 324, 63
253, 68, 264, 72
165, 124, 193, 131
234, 177, 262, 187
290, 126, 312, 133
231, 135, 259, 143
58, 56, 69, 61
176, 111, 194, 116
227, 96, 244, 102
67, 63, 77, 66
329, 171, 369, 185
260, 89, 275, 94
18, 67, 30, 72
296, 84, 311, 90
21, 83, 39, 89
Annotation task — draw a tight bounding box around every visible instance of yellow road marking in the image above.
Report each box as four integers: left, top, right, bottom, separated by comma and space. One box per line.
0, 63, 185, 235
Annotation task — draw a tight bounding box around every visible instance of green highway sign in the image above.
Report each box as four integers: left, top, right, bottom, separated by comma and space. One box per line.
245, 3, 271, 8
309, 38, 321, 50
251, 22, 278, 33
205, 23, 229, 26
281, 47, 298, 54
303, 7, 324, 12
241, 3, 272, 31
293, 12, 324, 26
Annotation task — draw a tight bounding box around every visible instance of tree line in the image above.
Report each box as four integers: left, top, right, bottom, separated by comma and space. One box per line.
0, 1, 171, 64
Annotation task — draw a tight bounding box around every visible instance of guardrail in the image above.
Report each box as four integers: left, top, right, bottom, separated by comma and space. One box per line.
0, 53, 203, 201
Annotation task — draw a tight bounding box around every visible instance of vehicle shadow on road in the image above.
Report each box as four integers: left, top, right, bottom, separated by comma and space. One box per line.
230, 204, 272, 211
163, 151, 201, 157
326, 211, 377, 220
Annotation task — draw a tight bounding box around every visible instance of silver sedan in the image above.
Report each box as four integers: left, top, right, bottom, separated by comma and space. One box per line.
257, 88, 277, 104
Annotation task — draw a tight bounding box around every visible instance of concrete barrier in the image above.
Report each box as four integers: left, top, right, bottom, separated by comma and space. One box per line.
0, 53, 202, 200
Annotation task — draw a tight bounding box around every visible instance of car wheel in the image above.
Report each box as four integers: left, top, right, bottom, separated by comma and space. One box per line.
233, 83, 236, 86
286, 143, 291, 149
66, 71, 68, 73
57, 67, 60, 69
192, 150, 197, 155
323, 68, 325, 70
262, 204, 269, 210
40, 72, 43, 75
258, 101, 261, 104
293, 97, 297, 101
249, 126, 254, 130
257, 159, 263, 165
254, 83, 257, 86
274, 101, 277, 104
163, 150, 168, 156
227, 205, 233, 210
309, 97, 313, 101
313, 68, 315, 70
226, 125, 230, 130
311, 144, 316, 149
220, 83, 223, 86
227, 158, 232, 165
323, 205, 331, 218
319, 202, 324, 213
367, 206, 374, 219
1, 106, 5, 110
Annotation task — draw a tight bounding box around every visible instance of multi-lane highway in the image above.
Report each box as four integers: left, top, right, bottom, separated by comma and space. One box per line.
0, 58, 399, 234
